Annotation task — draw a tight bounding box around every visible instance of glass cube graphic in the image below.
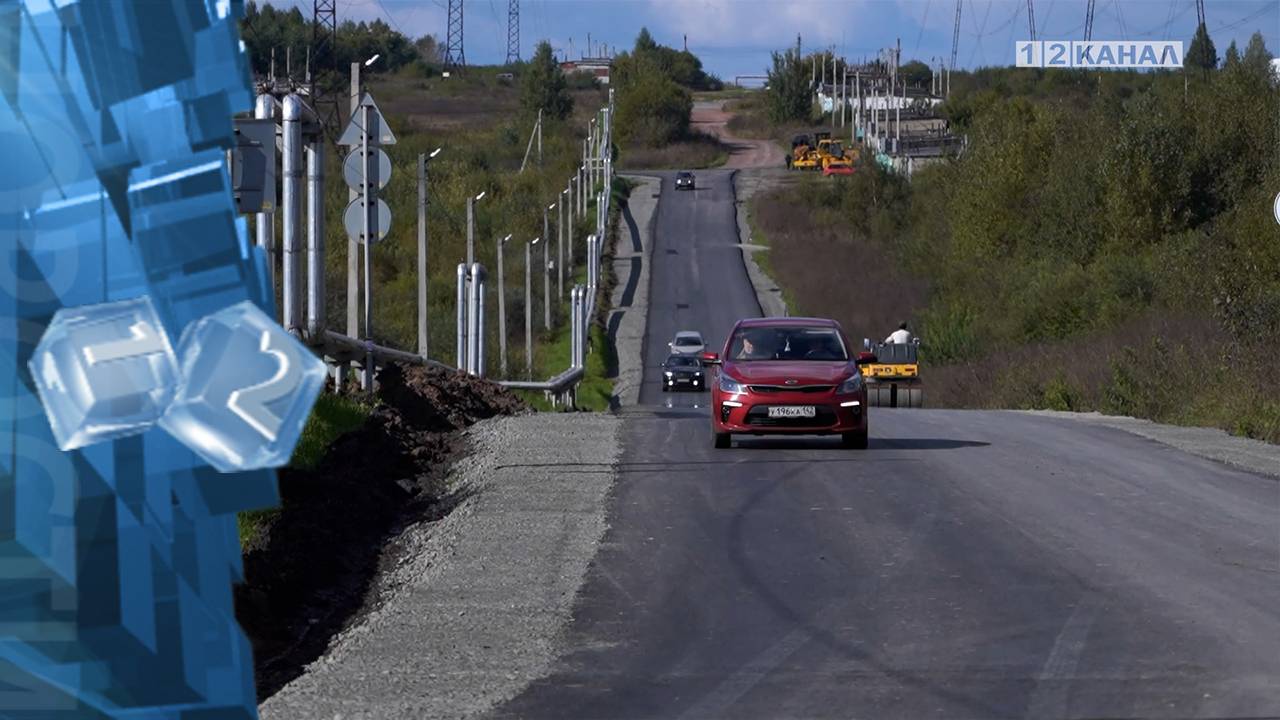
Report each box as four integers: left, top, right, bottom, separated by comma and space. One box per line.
27, 296, 179, 451
160, 301, 324, 473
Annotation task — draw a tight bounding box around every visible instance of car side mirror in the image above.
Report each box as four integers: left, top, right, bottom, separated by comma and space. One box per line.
856, 351, 877, 365
700, 352, 721, 365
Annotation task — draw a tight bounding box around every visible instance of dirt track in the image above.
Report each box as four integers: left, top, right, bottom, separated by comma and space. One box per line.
691, 100, 778, 169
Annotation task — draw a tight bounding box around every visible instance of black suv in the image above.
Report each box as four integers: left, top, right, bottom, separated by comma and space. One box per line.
674, 171, 696, 190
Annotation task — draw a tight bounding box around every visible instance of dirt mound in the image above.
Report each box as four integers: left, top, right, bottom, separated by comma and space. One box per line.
378, 363, 527, 433
234, 364, 527, 700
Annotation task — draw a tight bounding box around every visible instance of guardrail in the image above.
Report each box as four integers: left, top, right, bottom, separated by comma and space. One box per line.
237, 71, 614, 408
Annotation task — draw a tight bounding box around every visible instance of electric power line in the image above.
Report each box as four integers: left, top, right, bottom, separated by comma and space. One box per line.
913, 0, 932, 59
950, 0, 962, 70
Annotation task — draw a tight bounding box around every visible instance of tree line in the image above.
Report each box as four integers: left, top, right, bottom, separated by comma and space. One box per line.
782, 27, 1277, 364
240, 1, 439, 77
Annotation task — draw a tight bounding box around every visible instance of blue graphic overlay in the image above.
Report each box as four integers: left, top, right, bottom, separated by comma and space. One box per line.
27, 296, 179, 451
1, 0, 302, 717
162, 301, 326, 473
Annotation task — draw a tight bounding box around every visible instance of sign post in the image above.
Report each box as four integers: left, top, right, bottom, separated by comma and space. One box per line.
338, 93, 397, 389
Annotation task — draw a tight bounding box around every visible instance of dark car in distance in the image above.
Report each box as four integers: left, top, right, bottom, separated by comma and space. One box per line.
674, 171, 696, 190
661, 354, 706, 392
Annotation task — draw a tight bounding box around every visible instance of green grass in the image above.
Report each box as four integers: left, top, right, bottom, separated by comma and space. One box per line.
514, 179, 634, 411
742, 200, 798, 313
236, 393, 373, 548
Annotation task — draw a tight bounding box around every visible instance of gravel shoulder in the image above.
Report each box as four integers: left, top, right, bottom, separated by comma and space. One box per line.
1023, 409, 1280, 481
734, 169, 794, 318
259, 412, 622, 719
609, 175, 660, 407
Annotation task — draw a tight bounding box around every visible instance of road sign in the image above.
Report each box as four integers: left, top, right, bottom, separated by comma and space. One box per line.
337, 93, 397, 147
1274, 191, 1280, 226
343, 147, 392, 191
344, 197, 391, 244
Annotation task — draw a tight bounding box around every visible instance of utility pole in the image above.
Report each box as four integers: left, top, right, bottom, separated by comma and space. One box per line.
505, 0, 520, 65
542, 201, 551, 291
418, 154, 428, 357
467, 191, 485, 267
360, 99, 374, 390
418, 148, 441, 358
558, 190, 567, 298
497, 234, 511, 376
1027, 0, 1037, 41
444, 0, 465, 70
525, 237, 536, 379
346, 62, 360, 384
542, 222, 552, 330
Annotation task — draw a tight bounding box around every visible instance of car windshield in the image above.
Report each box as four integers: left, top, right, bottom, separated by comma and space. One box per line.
677, 172, 692, 179
665, 355, 700, 367
674, 336, 701, 346
729, 326, 848, 361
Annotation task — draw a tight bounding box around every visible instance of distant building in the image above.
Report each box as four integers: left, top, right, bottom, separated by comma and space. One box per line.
560, 57, 611, 85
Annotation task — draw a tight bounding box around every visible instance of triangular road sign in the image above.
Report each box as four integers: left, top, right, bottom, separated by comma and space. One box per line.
336, 93, 398, 146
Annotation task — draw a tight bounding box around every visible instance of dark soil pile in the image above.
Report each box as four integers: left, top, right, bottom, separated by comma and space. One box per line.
234, 364, 527, 700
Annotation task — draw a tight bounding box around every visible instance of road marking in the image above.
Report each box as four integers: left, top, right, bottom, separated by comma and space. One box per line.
1024, 593, 1103, 719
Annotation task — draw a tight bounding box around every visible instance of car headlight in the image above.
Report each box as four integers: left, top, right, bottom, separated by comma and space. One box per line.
664, 371, 673, 377
837, 373, 864, 394
719, 374, 747, 394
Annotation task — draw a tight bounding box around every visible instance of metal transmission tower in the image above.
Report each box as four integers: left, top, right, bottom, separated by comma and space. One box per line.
310, 0, 339, 135
950, 0, 962, 71
1195, 0, 1206, 28
505, 0, 520, 65
1027, 0, 1036, 41
444, 0, 465, 70
1084, 0, 1096, 40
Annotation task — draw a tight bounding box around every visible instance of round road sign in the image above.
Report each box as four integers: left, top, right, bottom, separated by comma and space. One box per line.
343, 147, 392, 192
343, 197, 392, 244
1273, 191, 1280, 226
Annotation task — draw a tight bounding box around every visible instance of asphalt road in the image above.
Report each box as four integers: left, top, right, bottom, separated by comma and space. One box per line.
493, 170, 1280, 719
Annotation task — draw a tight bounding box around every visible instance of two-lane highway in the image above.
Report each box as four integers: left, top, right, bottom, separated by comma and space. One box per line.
493, 170, 1280, 719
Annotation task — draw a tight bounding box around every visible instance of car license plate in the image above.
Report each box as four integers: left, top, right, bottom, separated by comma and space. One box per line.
768, 405, 815, 418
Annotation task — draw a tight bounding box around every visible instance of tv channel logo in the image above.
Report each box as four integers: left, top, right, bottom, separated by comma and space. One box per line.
1016, 41, 1184, 69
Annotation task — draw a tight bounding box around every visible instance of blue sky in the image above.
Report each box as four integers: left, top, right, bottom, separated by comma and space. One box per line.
277, 0, 1280, 79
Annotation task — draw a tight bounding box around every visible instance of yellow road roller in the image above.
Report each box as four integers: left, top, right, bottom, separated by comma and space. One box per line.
862, 339, 923, 408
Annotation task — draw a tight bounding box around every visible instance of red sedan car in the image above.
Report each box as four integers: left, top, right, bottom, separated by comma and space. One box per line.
704, 318, 874, 449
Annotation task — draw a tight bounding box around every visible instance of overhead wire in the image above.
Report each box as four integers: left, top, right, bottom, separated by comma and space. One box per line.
913, 0, 932, 59
1113, 0, 1128, 37
966, 0, 994, 67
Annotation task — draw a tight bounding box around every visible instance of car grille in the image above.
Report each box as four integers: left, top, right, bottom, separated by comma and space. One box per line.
748, 384, 833, 394
744, 406, 837, 427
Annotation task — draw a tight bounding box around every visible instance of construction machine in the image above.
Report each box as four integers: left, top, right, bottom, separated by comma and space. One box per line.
861, 337, 923, 407
817, 138, 855, 175
787, 133, 821, 171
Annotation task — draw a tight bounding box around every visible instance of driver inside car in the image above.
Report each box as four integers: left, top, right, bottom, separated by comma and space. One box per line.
736, 330, 776, 359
